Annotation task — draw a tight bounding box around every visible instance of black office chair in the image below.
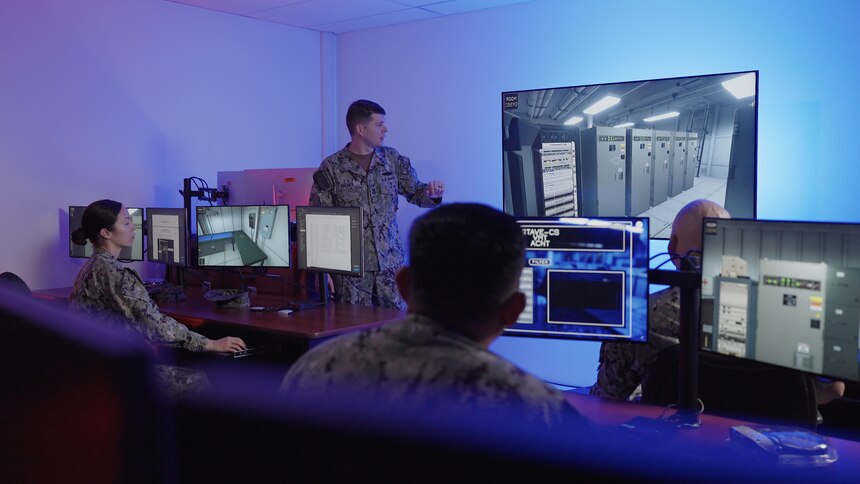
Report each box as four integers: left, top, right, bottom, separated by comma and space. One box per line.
641, 345, 818, 428
0, 272, 31, 296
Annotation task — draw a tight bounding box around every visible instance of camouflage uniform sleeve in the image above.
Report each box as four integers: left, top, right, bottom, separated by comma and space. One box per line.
108, 268, 208, 351
590, 341, 640, 401
390, 149, 440, 208
280, 334, 353, 395
308, 161, 338, 207
308, 168, 334, 207
590, 288, 681, 400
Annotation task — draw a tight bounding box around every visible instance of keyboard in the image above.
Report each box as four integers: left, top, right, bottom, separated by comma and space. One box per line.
217, 343, 281, 359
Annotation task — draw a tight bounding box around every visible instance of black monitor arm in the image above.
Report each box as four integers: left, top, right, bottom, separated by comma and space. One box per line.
648, 266, 702, 428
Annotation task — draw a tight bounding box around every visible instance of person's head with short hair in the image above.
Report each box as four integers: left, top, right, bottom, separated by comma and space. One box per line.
70, 199, 136, 256
0, 272, 31, 296
396, 203, 526, 346
346, 99, 388, 149
668, 199, 730, 270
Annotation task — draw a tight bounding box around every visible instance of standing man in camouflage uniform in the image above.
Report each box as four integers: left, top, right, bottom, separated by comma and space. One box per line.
310, 100, 444, 310
281, 204, 586, 428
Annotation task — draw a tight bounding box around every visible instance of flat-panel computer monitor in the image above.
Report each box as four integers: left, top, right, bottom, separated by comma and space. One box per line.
507, 216, 649, 342
146, 208, 187, 266
502, 70, 758, 238
69, 205, 144, 261
295, 206, 363, 277
195, 205, 290, 267
701, 218, 860, 382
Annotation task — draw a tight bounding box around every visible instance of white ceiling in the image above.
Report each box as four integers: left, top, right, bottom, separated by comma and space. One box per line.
165, 0, 536, 34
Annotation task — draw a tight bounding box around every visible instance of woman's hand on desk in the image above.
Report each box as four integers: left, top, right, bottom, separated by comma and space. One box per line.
205, 336, 247, 353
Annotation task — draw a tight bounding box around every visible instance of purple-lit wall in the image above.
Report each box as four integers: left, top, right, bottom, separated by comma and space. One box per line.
0, 0, 321, 290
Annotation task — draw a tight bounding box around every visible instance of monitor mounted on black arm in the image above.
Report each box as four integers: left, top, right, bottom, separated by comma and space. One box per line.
195, 205, 290, 268
507, 216, 649, 342
295, 206, 363, 277
701, 217, 860, 383
68, 205, 144, 261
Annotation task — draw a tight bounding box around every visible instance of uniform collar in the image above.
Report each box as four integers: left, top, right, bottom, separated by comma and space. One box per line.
404, 313, 485, 350
93, 246, 121, 264
93, 246, 115, 259
338, 143, 382, 174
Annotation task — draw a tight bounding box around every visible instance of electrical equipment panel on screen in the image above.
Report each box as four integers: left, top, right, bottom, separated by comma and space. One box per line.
702, 218, 860, 382
508, 217, 649, 342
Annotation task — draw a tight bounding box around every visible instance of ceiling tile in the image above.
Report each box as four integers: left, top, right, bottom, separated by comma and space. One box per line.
163, 0, 538, 33
167, 0, 310, 16
421, 0, 532, 15
314, 6, 440, 33
388, 0, 453, 6
253, 0, 408, 28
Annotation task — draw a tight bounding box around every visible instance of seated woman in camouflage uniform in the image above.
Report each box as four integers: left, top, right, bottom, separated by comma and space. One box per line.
69, 199, 246, 396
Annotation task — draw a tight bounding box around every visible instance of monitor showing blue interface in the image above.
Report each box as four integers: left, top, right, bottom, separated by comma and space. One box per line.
506, 217, 649, 342
295, 206, 363, 277
701, 218, 860, 383
195, 205, 289, 267
502, 70, 757, 239
69, 206, 144, 261
146, 208, 187, 266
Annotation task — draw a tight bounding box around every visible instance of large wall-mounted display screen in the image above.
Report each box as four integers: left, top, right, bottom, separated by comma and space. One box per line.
503, 71, 758, 238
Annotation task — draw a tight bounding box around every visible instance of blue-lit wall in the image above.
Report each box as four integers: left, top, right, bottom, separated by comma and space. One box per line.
334, 0, 860, 386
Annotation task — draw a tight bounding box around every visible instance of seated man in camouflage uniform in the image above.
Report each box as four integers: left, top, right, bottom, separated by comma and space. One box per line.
310, 99, 445, 310
590, 199, 730, 401
590, 199, 846, 407
69, 199, 246, 397
281, 203, 585, 427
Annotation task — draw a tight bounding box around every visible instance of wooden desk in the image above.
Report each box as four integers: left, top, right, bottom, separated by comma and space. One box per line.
35, 286, 405, 353
566, 392, 860, 476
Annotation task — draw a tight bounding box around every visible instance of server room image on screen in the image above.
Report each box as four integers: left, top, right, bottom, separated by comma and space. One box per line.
507, 217, 649, 342
701, 218, 860, 383
69, 206, 144, 261
196, 205, 290, 267
502, 71, 757, 239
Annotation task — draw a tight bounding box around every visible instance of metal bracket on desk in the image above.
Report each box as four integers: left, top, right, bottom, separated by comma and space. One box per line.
649, 267, 702, 428
179, 177, 230, 287
318, 272, 329, 304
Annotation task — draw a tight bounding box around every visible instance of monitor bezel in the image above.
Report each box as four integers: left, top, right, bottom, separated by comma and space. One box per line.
145, 207, 188, 266
700, 216, 860, 384
505, 215, 650, 343
68, 205, 145, 262
194, 204, 291, 269
501, 69, 759, 240
295, 205, 364, 278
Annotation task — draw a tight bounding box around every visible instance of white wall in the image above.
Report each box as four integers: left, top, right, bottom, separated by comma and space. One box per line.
0, 0, 321, 290
333, 0, 860, 386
